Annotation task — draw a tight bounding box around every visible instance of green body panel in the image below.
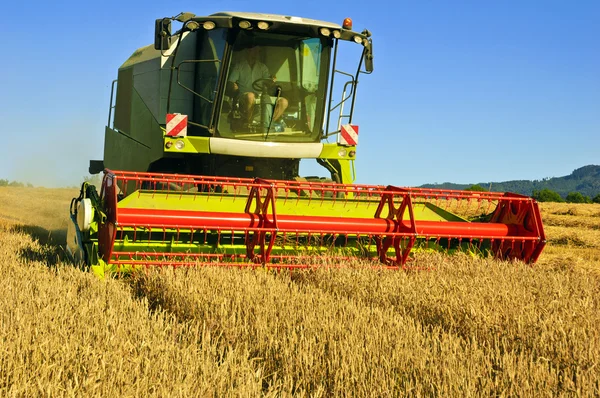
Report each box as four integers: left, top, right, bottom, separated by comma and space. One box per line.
104, 127, 162, 171
339, 160, 355, 185
105, 65, 166, 171
164, 136, 211, 154
318, 144, 356, 159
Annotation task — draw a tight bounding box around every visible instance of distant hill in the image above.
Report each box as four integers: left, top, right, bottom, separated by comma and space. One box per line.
420, 165, 600, 198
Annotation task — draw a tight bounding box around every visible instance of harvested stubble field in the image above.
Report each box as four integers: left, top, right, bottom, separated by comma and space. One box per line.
0, 186, 599, 396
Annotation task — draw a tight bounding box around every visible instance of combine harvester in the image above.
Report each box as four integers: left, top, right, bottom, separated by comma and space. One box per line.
67, 12, 545, 276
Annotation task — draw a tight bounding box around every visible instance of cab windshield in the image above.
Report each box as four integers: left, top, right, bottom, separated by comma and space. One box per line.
217, 31, 330, 142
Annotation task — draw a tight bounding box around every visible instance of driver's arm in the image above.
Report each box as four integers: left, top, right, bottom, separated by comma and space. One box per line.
227, 64, 240, 95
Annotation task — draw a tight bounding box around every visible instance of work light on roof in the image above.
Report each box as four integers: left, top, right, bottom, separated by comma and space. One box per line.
319, 27, 331, 37
186, 21, 200, 31
257, 21, 269, 30
203, 21, 216, 30
239, 20, 251, 29
342, 18, 352, 30
353, 36, 363, 44
332, 30, 341, 39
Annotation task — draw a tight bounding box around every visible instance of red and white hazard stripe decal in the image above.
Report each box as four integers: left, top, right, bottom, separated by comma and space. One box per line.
339, 124, 359, 146
166, 113, 188, 137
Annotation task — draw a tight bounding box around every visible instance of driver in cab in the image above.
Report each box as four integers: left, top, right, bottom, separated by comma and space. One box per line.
227, 45, 288, 127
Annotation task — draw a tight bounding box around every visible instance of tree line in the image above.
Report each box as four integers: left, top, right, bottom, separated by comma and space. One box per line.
531, 188, 600, 204
0, 179, 34, 188
465, 184, 600, 204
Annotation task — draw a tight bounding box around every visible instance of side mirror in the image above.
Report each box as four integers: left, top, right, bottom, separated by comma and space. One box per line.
364, 40, 374, 73
154, 18, 172, 50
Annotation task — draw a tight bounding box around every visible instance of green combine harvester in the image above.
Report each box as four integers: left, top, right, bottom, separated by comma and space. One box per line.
67, 11, 546, 276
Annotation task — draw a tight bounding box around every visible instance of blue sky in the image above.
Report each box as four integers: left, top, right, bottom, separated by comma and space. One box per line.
0, 0, 598, 187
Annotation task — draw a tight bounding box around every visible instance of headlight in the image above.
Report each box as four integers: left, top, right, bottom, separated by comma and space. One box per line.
175, 140, 185, 150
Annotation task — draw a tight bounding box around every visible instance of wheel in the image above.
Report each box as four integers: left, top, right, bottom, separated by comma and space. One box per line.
252, 78, 275, 92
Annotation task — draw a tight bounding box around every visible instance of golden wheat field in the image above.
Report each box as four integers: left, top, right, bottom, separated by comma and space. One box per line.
0, 186, 599, 397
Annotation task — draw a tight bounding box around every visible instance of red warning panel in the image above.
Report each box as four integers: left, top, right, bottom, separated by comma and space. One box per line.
339, 124, 358, 146
165, 113, 188, 137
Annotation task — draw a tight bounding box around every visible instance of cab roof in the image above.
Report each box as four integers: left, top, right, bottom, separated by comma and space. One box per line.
210, 11, 341, 30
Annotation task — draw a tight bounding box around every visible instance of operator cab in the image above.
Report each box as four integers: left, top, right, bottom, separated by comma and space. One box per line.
158, 12, 372, 143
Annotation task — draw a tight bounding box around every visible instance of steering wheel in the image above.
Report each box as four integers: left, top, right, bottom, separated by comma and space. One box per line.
252, 78, 275, 92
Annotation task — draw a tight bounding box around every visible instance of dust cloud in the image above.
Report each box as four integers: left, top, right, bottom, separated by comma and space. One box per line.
4, 119, 104, 188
